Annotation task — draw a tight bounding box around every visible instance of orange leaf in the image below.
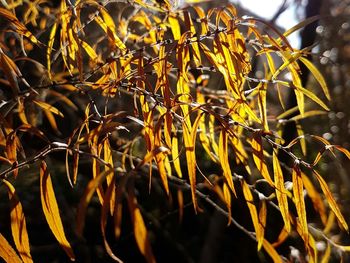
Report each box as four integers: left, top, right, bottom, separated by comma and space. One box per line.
262, 239, 283, 263
128, 190, 156, 263
40, 161, 75, 260
2, 179, 33, 263
0, 232, 22, 263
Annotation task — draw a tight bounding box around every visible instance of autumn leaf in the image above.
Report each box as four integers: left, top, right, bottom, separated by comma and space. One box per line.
40, 161, 75, 261
128, 189, 156, 263
0, 232, 22, 263
2, 179, 33, 263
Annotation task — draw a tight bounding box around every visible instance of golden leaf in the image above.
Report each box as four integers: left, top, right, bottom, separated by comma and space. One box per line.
40, 161, 75, 260
2, 179, 33, 263
262, 239, 283, 263
272, 151, 291, 232
292, 165, 308, 243
223, 182, 232, 225
241, 180, 263, 250
251, 135, 274, 186
0, 7, 39, 44
128, 189, 156, 263
219, 130, 236, 196
0, 232, 22, 263
312, 169, 348, 232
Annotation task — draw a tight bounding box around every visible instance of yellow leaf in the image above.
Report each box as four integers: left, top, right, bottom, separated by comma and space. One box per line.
33, 100, 64, 117
223, 183, 232, 225
320, 243, 331, 263
168, 14, 181, 40
297, 85, 329, 111
128, 190, 156, 263
0, 7, 39, 44
219, 130, 236, 196
301, 172, 327, 225
299, 57, 330, 100
0, 232, 22, 263
241, 180, 263, 250
292, 165, 308, 243
40, 161, 75, 260
262, 239, 283, 263
2, 179, 33, 263
312, 169, 348, 232
251, 135, 274, 186
272, 151, 290, 232
47, 22, 57, 80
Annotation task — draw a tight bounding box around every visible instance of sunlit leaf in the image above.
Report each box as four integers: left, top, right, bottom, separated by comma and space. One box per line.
292, 165, 308, 243
40, 161, 75, 260
262, 239, 283, 263
312, 169, 348, 232
128, 189, 156, 263
0, 232, 22, 263
241, 180, 263, 250
0, 7, 39, 44
2, 179, 33, 263
272, 151, 290, 232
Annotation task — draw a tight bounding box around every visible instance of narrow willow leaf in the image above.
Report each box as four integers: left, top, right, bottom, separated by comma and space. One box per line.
33, 100, 64, 117
100, 174, 122, 263
47, 22, 57, 79
262, 239, 283, 263
299, 57, 330, 100
320, 243, 331, 263
168, 14, 181, 40
301, 172, 327, 225
283, 16, 320, 39
40, 161, 75, 260
332, 145, 350, 160
2, 179, 33, 263
128, 190, 156, 263
312, 169, 349, 232
272, 226, 289, 247
0, 49, 20, 96
0, 7, 39, 44
272, 151, 290, 232
297, 85, 329, 111
223, 183, 232, 225
292, 165, 308, 243
241, 180, 263, 250
259, 200, 267, 245
0, 232, 22, 263
76, 169, 109, 236
219, 130, 236, 195
251, 135, 274, 186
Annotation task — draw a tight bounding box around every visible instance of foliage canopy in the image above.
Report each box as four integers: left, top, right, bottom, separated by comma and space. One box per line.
0, 0, 349, 262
